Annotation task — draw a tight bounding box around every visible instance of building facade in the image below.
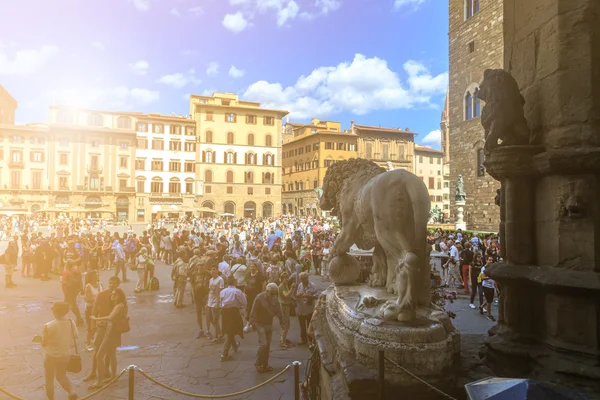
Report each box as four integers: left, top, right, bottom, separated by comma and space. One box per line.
281, 119, 358, 216
448, 0, 503, 231
134, 114, 198, 222
190, 92, 287, 218
414, 145, 450, 219
351, 122, 415, 172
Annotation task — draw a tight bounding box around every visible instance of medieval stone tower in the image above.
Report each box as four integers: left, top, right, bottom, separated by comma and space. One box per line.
448, 0, 503, 232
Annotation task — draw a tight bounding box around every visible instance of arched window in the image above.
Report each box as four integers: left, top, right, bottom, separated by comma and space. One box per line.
477, 148, 485, 177
262, 202, 273, 218
88, 113, 103, 126
265, 135, 272, 147
265, 154, 274, 166
245, 171, 254, 184
224, 201, 235, 215
465, 92, 473, 120
474, 96, 481, 117
247, 133, 254, 146
151, 177, 164, 193
263, 172, 272, 184
206, 131, 213, 143
203, 151, 214, 164
202, 201, 214, 209
204, 170, 213, 183
246, 152, 256, 165
225, 152, 236, 164
117, 117, 132, 129
227, 132, 234, 145
226, 170, 234, 183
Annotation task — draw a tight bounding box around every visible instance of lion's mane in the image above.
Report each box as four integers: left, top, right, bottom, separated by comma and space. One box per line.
321, 158, 386, 211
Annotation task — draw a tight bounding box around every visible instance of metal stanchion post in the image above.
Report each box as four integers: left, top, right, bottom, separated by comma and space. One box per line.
293, 361, 302, 400
378, 350, 384, 400
128, 365, 135, 400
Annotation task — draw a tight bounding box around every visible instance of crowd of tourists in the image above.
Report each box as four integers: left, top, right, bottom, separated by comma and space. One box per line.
2, 215, 337, 399
429, 228, 500, 321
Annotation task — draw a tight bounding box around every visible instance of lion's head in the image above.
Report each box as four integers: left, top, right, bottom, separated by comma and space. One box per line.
476, 68, 524, 107
320, 158, 385, 211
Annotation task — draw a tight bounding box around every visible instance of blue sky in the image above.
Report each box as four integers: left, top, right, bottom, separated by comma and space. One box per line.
0, 0, 448, 148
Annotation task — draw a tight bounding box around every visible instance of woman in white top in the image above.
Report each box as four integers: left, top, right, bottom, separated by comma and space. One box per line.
41, 302, 79, 400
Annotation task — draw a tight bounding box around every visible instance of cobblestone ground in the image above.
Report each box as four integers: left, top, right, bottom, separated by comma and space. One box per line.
0, 224, 496, 399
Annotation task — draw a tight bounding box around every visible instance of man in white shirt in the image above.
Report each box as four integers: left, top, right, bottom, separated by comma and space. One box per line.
207, 266, 224, 342
219, 276, 247, 361
218, 255, 231, 278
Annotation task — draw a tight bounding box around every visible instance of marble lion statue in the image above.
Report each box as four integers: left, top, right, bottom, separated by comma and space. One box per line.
477, 68, 531, 155
319, 158, 431, 322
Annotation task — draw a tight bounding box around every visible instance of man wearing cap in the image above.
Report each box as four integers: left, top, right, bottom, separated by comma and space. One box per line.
249, 282, 282, 373
296, 272, 318, 345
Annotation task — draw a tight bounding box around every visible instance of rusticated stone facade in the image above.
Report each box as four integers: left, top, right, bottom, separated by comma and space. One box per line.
448, 0, 503, 232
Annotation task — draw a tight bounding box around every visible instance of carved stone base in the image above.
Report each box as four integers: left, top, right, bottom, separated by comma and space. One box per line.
328, 254, 362, 285
312, 285, 461, 399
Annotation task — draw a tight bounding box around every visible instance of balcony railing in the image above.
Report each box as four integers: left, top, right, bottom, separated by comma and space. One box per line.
8, 161, 24, 168
121, 187, 136, 193
87, 165, 103, 174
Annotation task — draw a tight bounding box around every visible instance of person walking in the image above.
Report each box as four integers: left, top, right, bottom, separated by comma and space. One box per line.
189, 250, 211, 338
134, 247, 149, 293
469, 253, 484, 309
243, 262, 265, 332
61, 260, 84, 326
206, 266, 224, 342
219, 276, 246, 361
83, 270, 102, 350
5, 236, 18, 287
480, 257, 497, 321
295, 272, 318, 345
112, 238, 128, 282
278, 272, 296, 348
41, 302, 79, 400
250, 282, 282, 373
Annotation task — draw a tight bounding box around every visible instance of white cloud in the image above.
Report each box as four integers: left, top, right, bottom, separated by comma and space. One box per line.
170, 8, 181, 17
229, 65, 245, 78
206, 62, 219, 76
157, 69, 201, 88
243, 54, 447, 119
128, 60, 149, 76
394, 0, 425, 10
420, 129, 441, 149
223, 12, 249, 33
189, 6, 204, 16
316, 0, 341, 14
277, 1, 299, 26
91, 41, 105, 51
131, 0, 150, 11
49, 86, 159, 109
0, 45, 59, 75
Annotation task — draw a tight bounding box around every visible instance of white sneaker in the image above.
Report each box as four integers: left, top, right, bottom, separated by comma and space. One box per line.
483, 307, 488, 313
469, 303, 476, 309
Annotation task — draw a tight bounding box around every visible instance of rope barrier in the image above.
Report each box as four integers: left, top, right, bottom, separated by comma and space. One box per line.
79, 367, 128, 400
0, 363, 293, 400
134, 364, 292, 399
384, 356, 458, 400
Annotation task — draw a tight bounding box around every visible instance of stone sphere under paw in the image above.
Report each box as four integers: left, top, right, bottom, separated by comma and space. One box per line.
328, 254, 361, 285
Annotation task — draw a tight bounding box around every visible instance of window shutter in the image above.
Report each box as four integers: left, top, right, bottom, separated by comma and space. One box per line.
245, 153, 248, 165
234, 153, 237, 164
212, 151, 216, 163
224, 151, 227, 162
202, 151, 206, 162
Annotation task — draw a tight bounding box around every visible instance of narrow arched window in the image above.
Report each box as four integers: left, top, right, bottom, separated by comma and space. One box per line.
265, 135, 272, 147
248, 134, 254, 146
477, 148, 485, 177
204, 170, 212, 183
206, 131, 213, 143
226, 170, 234, 183
465, 92, 473, 120
227, 132, 234, 145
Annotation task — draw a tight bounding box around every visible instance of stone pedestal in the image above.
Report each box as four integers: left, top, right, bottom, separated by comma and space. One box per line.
312, 285, 460, 399
455, 200, 466, 231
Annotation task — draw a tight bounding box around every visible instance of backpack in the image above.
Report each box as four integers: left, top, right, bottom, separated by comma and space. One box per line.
149, 277, 160, 291
126, 240, 136, 253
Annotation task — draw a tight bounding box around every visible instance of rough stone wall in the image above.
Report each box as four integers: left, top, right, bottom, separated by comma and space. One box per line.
448, 0, 504, 232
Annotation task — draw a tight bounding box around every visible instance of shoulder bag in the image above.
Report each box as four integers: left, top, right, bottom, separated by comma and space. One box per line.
66, 319, 82, 373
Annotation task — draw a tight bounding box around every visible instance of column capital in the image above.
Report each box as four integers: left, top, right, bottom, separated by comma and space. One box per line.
484, 145, 544, 180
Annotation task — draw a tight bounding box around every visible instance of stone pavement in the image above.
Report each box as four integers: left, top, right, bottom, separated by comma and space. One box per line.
0, 225, 496, 399
0, 259, 317, 400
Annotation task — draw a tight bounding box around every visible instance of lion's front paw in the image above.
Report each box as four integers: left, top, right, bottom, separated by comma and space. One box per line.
379, 301, 399, 321
386, 280, 397, 294
368, 272, 385, 287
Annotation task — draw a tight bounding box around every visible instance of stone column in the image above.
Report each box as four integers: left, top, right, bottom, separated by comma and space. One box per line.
454, 200, 466, 231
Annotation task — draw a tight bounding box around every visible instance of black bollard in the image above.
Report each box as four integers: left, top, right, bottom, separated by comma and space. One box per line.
293, 361, 302, 400
128, 365, 135, 400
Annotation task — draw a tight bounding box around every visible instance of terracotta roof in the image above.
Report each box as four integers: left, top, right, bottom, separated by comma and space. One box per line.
0, 85, 17, 106
353, 124, 416, 135
415, 145, 444, 154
